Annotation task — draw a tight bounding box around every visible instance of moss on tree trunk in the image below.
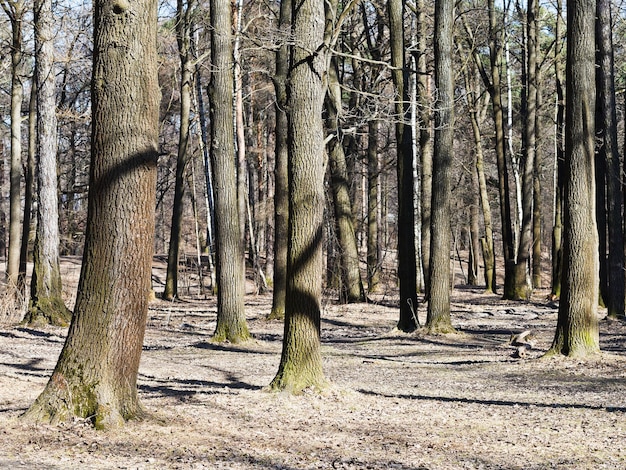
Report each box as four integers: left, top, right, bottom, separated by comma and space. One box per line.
23, 0, 160, 428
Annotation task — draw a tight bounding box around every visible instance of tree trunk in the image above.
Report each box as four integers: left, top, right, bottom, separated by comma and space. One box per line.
367, 119, 380, 293
163, 0, 194, 301
551, 0, 565, 299
18, 78, 36, 296
3, 0, 25, 300
595, 0, 624, 318
487, 0, 516, 298
209, 0, 249, 343
234, 0, 247, 273
388, 0, 419, 332
325, 56, 365, 304
461, 18, 497, 294
532, 83, 542, 289
416, 0, 432, 295
23, 0, 160, 427
269, 0, 327, 393
425, 0, 454, 334
24, 0, 71, 326
268, 0, 290, 320
548, 0, 600, 357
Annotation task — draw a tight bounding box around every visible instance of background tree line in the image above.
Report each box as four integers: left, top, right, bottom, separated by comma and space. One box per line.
0, 0, 621, 426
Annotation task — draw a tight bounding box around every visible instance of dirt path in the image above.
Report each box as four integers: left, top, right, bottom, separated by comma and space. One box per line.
1, 271, 625, 469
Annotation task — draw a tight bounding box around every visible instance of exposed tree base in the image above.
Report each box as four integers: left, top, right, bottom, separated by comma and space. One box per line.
23, 297, 71, 327
22, 373, 145, 430
212, 325, 250, 344
266, 308, 285, 321
396, 321, 418, 334
267, 370, 328, 395
543, 335, 601, 359
422, 323, 457, 335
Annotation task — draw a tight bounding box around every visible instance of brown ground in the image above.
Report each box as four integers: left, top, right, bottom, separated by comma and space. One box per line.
0, 257, 625, 469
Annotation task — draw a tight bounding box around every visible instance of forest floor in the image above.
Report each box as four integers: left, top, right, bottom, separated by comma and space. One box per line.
0, 256, 625, 469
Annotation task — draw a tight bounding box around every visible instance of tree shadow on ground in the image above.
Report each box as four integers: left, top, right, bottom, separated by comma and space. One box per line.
357, 389, 626, 413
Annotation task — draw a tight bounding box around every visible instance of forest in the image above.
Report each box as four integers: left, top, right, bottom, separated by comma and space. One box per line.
0, 0, 625, 468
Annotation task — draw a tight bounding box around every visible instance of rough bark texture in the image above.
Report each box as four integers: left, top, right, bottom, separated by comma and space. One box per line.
548, 0, 600, 357
269, 0, 327, 393
388, 0, 419, 332
268, 0, 290, 320
23, 0, 160, 428
163, 0, 193, 301
595, 0, 624, 318
25, 0, 71, 327
208, 0, 249, 343
425, 0, 454, 334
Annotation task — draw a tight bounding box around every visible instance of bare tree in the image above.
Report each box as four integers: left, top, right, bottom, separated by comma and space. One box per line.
163, 0, 194, 301
548, 0, 600, 357
269, 0, 327, 393
1, 0, 26, 304
24, 0, 71, 326
425, 0, 454, 333
209, 0, 249, 343
24, 0, 161, 427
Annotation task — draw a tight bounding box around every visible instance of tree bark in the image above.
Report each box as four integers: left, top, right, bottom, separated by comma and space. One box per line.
487, 0, 515, 298
388, 0, 419, 332
163, 0, 194, 301
209, 0, 249, 343
416, 0, 432, 295
325, 56, 365, 304
268, 0, 290, 320
425, 0, 454, 334
551, 0, 565, 299
269, 0, 327, 393
24, 0, 160, 427
2, 0, 25, 300
367, 119, 380, 293
18, 78, 36, 296
25, 0, 72, 326
595, 0, 624, 318
548, 0, 600, 357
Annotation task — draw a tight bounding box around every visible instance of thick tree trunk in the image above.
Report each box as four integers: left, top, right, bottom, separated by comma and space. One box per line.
24, 0, 160, 428
425, 0, 454, 334
269, 0, 327, 393
548, 0, 600, 357
388, 0, 419, 332
268, 0, 290, 320
25, 0, 71, 326
163, 0, 194, 301
209, 0, 249, 343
